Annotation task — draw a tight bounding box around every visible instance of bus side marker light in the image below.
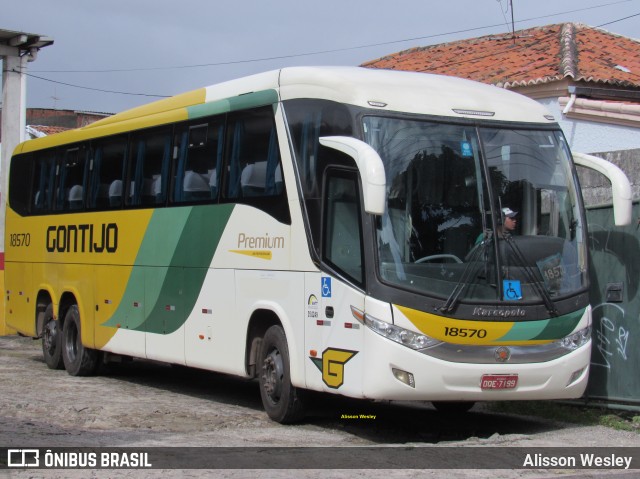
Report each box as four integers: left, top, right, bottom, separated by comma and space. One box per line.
202, 309, 212, 314
344, 323, 360, 329
198, 334, 205, 340
350, 306, 364, 323
310, 350, 318, 358
392, 368, 415, 388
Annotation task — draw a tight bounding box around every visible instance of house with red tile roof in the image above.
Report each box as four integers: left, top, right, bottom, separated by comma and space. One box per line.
363, 23, 640, 200
26, 125, 71, 139
0, 108, 111, 142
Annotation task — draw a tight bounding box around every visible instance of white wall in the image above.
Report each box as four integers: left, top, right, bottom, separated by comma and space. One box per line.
539, 98, 640, 154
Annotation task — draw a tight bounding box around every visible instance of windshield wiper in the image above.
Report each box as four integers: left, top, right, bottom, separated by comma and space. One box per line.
440, 236, 490, 313
503, 234, 558, 316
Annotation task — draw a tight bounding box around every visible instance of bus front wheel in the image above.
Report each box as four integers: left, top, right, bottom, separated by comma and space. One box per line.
42, 304, 64, 370
258, 325, 304, 423
62, 305, 98, 376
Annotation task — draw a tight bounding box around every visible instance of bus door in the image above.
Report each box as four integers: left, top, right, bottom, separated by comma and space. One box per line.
305, 272, 365, 397
304, 169, 366, 396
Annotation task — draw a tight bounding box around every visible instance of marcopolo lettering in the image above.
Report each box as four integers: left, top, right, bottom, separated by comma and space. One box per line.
472, 307, 526, 318
46, 223, 118, 253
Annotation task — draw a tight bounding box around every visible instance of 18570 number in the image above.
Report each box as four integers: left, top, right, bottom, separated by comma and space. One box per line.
9, 233, 31, 247
444, 326, 487, 338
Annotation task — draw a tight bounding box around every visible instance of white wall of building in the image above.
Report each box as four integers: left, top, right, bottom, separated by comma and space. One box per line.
539, 98, 640, 154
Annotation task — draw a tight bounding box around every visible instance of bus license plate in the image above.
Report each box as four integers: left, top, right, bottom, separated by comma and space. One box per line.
480, 374, 518, 390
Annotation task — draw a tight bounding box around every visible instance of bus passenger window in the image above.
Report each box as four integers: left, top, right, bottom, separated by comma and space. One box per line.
88, 136, 127, 210
31, 152, 57, 213
173, 121, 224, 204
225, 108, 282, 200
55, 146, 88, 212
128, 127, 172, 207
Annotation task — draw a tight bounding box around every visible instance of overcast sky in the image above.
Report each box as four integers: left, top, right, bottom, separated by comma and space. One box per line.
2, 0, 639, 114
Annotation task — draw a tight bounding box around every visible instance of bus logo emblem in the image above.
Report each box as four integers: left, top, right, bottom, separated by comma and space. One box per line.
310, 348, 357, 389
494, 346, 511, 362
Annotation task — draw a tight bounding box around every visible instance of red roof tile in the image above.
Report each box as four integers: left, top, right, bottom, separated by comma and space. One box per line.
28, 125, 70, 136
362, 23, 640, 89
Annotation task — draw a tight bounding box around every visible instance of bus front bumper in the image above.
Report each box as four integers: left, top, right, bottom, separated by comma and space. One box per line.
362, 327, 590, 401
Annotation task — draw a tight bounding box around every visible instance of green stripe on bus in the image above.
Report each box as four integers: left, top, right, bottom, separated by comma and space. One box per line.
496, 308, 585, 342
103, 204, 234, 333
531, 308, 585, 341
138, 204, 234, 334
187, 90, 279, 120
496, 318, 550, 342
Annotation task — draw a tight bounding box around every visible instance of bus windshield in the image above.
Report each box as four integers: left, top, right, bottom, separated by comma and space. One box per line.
363, 116, 587, 304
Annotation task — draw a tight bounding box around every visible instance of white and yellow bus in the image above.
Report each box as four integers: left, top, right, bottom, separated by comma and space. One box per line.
4, 67, 629, 422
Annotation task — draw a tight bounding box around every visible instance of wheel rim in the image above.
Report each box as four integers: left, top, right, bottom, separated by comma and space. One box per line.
43, 320, 58, 355
262, 348, 284, 403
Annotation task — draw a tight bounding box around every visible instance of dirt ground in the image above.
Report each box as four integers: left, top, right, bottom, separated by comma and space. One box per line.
1, 334, 639, 479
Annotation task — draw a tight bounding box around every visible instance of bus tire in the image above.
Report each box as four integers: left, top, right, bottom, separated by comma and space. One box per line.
42, 304, 64, 370
432, 401, 475, 414
258, 325, 305, 424
62, 305, 98, 376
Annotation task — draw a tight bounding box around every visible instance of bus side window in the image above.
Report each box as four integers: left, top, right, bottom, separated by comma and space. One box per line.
128, 127, 172, 207
7, 153, 33, 216
55, 145, 88, 212
323, 170, 364, 286
173, 120, 223, 204
225, 108, 283, 199
31, 151, 57, 214
88, 136, 127, 210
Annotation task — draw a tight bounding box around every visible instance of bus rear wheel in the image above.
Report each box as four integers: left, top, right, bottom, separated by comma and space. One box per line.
62, 305, 98, 376
258, 325, 304, 423
41, 304, 64, 370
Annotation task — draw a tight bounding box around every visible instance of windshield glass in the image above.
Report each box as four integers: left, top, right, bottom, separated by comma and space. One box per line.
363, 116, 587, 304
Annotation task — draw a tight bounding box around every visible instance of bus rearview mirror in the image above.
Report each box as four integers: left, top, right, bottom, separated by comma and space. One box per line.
572, 152, 632, 226
319, 136, 386, 215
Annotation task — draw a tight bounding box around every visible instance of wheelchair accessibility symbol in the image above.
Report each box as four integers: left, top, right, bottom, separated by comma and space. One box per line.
503, 280, 522, 301
321, 277, 332, 298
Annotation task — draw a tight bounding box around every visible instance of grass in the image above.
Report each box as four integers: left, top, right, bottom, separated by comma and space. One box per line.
486, 400, 640, 432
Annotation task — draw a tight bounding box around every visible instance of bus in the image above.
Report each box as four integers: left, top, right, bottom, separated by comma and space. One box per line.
4, 67, 631, 423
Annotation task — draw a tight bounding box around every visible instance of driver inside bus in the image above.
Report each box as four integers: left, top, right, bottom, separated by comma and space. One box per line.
475, 207, 518, 245
499, 207, 518, 237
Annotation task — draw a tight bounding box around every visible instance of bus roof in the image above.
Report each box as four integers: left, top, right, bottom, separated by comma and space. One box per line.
276, 67, 555, 124
17, 67, 556, 154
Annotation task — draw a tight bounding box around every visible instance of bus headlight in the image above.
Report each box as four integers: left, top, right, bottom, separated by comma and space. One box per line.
364, 313, 441, 350
559, 326, 591, 351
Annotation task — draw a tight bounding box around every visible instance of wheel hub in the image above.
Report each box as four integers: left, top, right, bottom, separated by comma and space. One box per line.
262, 349, 283, 401
43, 321, 57, 353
